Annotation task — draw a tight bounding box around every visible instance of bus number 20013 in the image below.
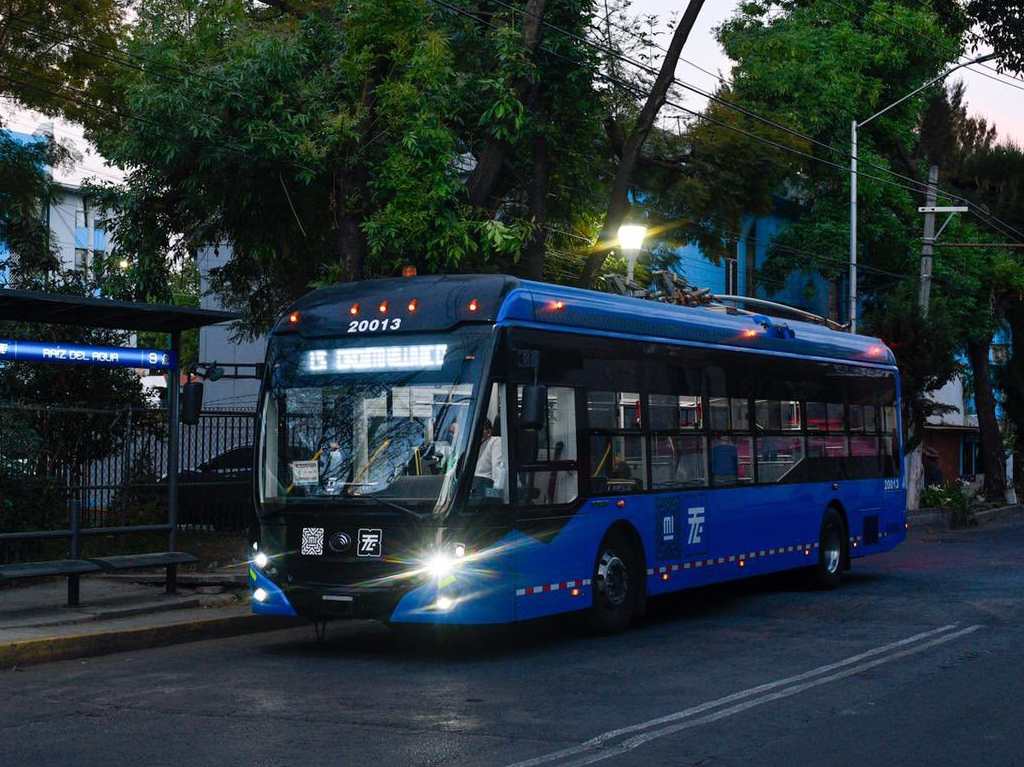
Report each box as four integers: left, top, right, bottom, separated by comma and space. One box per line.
347, 318, 402, 333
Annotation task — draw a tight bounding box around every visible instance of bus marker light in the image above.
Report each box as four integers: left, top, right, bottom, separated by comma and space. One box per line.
660, 572, 669, 581
552, 300, 565, 311
468, 298, 479, 312
349, 303, 360, 316
743, 328, 758, 338
407, 299, 418, 313
402, 265, 417, 277
616, 499, 626, 508
739, 559, 745, 568
378, 300, 389, 313
288, 311, 301, 324
804, 549, 810, 556
254, 552, 269, 569
253, 588, 268, 603
570, 587, 581, 597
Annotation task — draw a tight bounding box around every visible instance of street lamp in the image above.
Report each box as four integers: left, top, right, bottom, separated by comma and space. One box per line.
617, 223, 648, 284
848, 52, 997, 333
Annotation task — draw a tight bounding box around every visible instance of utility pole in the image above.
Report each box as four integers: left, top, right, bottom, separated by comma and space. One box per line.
849, 120, 857, 333
919, 165, 938, 315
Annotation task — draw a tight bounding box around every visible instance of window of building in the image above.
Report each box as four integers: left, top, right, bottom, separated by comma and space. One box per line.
74, 248, 89, 271
75, 209, 87, 229
515, 385, 578, 505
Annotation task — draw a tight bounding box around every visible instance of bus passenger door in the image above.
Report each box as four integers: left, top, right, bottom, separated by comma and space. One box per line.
511, 385, 585, 621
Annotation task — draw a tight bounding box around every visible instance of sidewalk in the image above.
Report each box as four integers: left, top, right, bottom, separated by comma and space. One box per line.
0, 575, 298, 669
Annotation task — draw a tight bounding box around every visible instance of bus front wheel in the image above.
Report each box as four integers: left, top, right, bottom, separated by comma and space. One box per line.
809, 508, 847, 590
588, 531, 639, 634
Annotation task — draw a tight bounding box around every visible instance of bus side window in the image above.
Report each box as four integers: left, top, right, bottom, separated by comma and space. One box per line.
587, 390, 646, 494
468, 384, 508, 506
516, 386, 579, 505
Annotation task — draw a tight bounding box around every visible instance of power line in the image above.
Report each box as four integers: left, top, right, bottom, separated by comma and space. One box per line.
475, 0, 1024, 243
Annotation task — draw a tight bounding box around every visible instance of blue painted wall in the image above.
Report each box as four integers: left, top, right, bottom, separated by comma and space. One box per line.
661, 211, 848, 323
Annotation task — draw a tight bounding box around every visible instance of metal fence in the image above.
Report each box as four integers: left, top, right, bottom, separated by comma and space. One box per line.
0, 403, 256, 563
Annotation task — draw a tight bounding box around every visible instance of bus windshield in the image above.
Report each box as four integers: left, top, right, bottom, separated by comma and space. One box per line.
258, 329, 492, 514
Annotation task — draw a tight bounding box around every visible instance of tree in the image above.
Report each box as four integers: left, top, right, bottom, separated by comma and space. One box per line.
0, 131, 66, 280
577, 0, 707, 287
966, 2, 1024, 74
85, 0, 608, 334
0, 0, 126, 127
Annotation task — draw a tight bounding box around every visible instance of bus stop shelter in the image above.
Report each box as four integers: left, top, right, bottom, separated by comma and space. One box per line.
0, 288, 239, 605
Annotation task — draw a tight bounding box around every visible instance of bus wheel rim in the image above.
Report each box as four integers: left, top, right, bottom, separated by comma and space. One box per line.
824, 525, 842, 574
597, 551, 629, 607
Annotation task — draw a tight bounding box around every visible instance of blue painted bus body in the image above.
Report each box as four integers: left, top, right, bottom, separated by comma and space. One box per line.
253, 276, 905, 625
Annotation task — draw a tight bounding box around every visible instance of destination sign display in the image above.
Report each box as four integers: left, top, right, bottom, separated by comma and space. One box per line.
0, 338, 175, 370
303, 344, 447, 373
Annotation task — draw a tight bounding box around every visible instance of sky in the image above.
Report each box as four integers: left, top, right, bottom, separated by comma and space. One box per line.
633, 0, 1024, 144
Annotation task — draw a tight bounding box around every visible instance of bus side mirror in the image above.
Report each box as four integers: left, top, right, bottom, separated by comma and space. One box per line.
181, 381, 204, 425
520, 385, 547, 431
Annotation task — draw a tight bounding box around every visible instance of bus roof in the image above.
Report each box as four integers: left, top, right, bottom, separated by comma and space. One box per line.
280, 275, 896, 368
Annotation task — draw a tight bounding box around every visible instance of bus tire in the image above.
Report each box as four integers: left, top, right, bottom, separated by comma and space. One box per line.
588, 530, 639, 634
810, 508, 846, 590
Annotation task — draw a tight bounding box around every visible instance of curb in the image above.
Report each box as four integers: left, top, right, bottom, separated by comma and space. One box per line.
0, 611, 299, 670
907, 503, 1024, 530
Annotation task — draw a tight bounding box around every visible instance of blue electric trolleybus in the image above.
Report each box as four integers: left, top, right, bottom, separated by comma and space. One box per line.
250, 275, 905, 632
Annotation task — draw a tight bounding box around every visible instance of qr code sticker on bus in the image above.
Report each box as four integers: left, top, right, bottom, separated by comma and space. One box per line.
301, 527, 324, 556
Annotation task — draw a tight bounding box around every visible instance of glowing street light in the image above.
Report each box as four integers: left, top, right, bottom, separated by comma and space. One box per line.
617, 224, 648, 284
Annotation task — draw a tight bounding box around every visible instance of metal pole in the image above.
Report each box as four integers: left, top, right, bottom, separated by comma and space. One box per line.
849, 119, 858, 334
626, 249, 637, 284
67, 500, 80, 607
920, 165, 939, 315
166, 331, 181, 594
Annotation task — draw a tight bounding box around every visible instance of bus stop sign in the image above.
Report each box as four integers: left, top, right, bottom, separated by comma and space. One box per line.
0, 337, 175, 369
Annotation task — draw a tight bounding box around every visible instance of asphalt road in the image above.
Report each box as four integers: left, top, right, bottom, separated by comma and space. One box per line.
4, 520, 1024, 767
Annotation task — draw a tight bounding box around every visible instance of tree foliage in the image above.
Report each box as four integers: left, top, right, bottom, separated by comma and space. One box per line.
966, 1, 1024, 74
0, 0, 127, 126
87, 0, 609, 334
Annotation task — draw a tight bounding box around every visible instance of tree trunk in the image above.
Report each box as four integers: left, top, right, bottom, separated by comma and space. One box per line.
466, 0, 548, 210
966, 334, 1006, 502
522, 132, 549, 279
578, 0, 707, 288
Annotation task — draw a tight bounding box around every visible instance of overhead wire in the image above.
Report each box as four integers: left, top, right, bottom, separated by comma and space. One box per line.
476, 0, 1024, 244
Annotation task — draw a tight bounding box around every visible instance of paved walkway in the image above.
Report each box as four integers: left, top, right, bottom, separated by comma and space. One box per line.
0, 574, 297, 667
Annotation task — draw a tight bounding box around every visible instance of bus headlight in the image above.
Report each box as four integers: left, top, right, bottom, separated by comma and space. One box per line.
253, 552, 269, 569
253, 587, 269, 603
425, 552, 455, 579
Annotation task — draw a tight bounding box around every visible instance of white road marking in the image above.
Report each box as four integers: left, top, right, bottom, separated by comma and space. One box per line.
504, 624, 973, 767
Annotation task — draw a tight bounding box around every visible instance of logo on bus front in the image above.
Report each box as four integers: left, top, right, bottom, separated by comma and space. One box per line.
357, 528, 382, 558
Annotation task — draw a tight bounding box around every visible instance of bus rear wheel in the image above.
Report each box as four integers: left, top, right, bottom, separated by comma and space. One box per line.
588, 531, 639, 634
809, 508, 846, 590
